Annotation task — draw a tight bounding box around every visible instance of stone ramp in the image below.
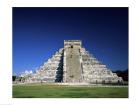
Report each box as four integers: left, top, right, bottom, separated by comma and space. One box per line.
66, 47, 82, 82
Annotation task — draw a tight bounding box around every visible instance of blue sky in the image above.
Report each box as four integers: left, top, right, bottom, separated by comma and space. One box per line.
13, 7, 128, 75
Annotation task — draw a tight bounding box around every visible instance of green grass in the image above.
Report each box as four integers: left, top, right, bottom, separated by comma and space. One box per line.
13, 84, 128, 98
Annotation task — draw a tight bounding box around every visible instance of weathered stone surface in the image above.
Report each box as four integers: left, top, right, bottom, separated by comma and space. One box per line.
21, 40, 123, 84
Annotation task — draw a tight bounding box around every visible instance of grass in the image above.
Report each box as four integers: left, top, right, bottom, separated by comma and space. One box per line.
13, 84, 128, 98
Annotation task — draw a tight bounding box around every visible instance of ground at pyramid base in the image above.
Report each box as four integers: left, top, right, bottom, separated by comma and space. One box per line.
16, 40, 123, 84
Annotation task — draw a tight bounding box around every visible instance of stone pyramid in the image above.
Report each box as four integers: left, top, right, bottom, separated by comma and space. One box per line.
22, 40, 123, 84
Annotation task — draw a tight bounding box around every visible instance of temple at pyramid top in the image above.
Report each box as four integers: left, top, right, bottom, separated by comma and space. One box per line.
18, 40, 123, 84
64, 40, 82, 48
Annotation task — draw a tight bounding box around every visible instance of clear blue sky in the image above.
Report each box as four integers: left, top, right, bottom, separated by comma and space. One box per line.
13, 7, 128, 75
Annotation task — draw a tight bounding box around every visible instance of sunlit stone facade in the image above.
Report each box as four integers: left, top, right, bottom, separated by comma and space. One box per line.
22, 40, 123, 84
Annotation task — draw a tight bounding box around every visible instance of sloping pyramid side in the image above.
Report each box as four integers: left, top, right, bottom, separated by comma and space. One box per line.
80, 48, 123, 83
24, 48, 64, 83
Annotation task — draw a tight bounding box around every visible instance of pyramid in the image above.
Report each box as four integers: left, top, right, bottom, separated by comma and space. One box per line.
22, 40, 123, 84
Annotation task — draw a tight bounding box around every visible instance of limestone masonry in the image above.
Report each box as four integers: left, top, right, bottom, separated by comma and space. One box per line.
20, 40, 123, 84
